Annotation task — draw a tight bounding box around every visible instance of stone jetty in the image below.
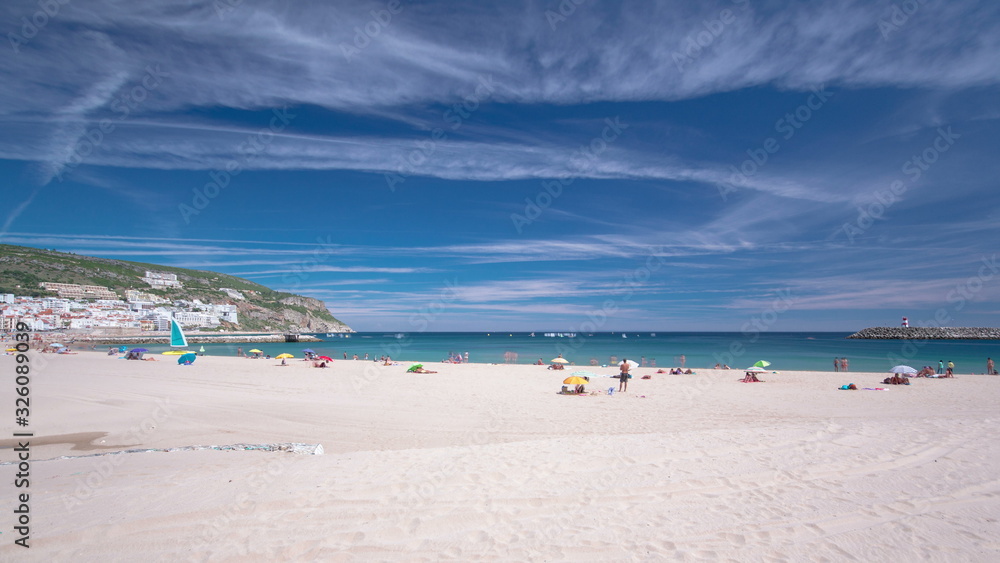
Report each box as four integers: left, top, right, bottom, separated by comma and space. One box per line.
847, 327, 1000, 340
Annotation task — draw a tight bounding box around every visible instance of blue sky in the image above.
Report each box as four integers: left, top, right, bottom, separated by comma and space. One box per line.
1, 0, 999, 332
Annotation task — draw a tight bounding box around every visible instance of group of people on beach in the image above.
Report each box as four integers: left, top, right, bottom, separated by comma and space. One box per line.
833, 357, 850, 371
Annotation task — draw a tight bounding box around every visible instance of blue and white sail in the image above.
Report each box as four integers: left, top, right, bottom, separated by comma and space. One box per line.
170, 316, 189, 348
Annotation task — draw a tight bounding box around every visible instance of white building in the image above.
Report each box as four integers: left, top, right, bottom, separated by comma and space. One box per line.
174, 310, 220, 328
141, 271, 182, 289
42, 298, 71, 313
127, 301, 158, 312
17, 317, 49, 331
213, 303, 239, 323
142, 314, 171, 332
219, 288, 245, 300
125, 289, 167, 303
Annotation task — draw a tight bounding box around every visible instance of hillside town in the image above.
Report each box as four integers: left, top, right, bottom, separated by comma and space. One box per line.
0, 271, 239, 332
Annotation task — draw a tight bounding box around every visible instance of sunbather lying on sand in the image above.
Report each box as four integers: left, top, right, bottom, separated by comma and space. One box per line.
882, 374, 910, 385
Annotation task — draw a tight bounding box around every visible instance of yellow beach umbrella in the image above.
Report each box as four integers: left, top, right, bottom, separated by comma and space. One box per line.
550, 358, 569, 364
5, 348, 17, 352
563, 376, 589, 385
276, 353, 294, 359
162, 350, 191, 355
249, 349, 263, 354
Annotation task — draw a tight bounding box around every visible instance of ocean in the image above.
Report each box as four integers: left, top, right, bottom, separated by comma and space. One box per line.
108, 332, 1000, 374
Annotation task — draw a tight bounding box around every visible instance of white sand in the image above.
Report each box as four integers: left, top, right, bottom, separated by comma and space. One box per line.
2, 351, 999, 561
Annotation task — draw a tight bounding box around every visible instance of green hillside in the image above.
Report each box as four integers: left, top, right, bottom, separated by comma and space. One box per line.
0, 244, 351, 333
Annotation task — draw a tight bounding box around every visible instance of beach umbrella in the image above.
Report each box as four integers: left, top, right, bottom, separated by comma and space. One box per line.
276, 353, 294, 359
570, 370, 596, 377
622, 359, 639, 369
563, 376, 589, 385
48, 343, 65, 348
752, 360, 771, 368
130, 348, 149, 353
317, 356, 333, 362
407, 363, 424, 372
5, 348, 17, 352
177, 353, 197, 365
890, 365, 917, 375
119, 345, 128, 352
302, 348, 315, 354
550, 358, 569, 364
249, 349, 263, 354
745, 366, 767, 373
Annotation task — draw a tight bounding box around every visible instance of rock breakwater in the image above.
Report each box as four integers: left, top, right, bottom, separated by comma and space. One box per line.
847, 327, 1000, 340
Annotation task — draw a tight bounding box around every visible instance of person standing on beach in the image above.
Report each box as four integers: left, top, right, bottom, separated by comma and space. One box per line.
237, 346, 243, 357
834, 358, 839, 372
619, 358, 630, 392
947, 360, 955, 375
988, 357, 995, 375
840, 357, 848, 372
938, 360, 944, 374
680, 355, 686, 369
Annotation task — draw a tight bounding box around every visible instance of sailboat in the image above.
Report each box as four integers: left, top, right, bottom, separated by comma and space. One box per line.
162, 316, 193, 355
171, 317, 189, 348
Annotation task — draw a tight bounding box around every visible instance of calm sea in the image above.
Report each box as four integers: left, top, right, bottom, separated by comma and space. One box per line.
109, 332, 1000, 374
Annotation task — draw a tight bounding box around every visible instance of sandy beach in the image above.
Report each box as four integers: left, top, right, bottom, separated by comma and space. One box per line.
2, 351, 999, 561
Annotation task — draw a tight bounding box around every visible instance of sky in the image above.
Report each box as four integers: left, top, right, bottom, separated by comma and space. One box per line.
1, 0, 999, 332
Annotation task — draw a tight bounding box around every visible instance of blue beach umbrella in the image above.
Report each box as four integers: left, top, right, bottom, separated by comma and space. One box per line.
302, 348, 315, 354
130, 348, 149, 353
178, 353, 197, 365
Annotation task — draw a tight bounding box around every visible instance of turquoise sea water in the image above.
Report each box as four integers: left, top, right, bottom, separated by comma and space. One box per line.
108, 332, 1000, 374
